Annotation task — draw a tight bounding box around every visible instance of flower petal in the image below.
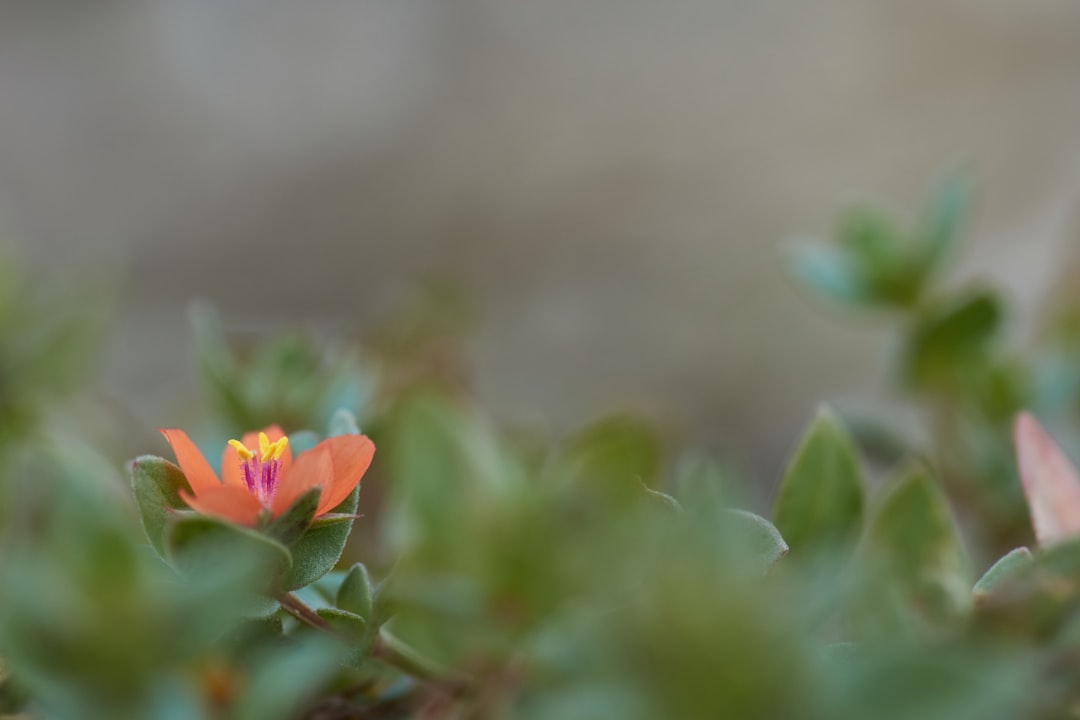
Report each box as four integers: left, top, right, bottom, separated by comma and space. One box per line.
315, 435, 375, 515
271, 443, 332, 517
1015, 412, 1080, 546
180, 485, 264, 526
160, 428, 222, 497
222, 424, 292, 487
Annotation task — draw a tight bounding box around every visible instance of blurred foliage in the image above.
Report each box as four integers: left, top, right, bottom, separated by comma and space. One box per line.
0, 247, 108, 445
191, 302, 374, 436
5, 174, 1080, 717
791, 172, 1061, 553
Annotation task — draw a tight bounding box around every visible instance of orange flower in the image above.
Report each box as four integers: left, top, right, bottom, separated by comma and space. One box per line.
159, 425, 375, 526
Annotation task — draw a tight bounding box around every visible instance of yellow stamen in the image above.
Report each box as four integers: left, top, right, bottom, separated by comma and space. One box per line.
258, 432, 272, 462
271, 437, 289, 460
228, 439, 254, 461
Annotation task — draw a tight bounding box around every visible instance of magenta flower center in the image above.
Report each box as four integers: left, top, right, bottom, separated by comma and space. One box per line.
228, 433, 289, 507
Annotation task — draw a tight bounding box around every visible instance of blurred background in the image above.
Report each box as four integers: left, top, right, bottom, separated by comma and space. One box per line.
2, 0, 1079, 481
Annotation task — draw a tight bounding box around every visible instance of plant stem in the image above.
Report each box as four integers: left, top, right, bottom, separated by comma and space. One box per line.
276, 592, 473, 697
276, 592, 334, 633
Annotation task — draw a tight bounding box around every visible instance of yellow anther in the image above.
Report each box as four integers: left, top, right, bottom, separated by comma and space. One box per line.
270, 437, 289, 461
258, 432, 272, 462
228, 439, 254, 461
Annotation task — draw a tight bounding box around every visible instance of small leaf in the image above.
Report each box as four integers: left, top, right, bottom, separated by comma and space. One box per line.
902, 289, 1002, 389
919, 172, 972, 277
1014, 412, 1080, 547
858, 463, 972, 633
788, 241, 866, 305
130, 456, 190, 557
722, 509, 789, 572
976, 538, 1080, 637
287, 430, 320, 457
316, 608, 371, 667
337, 563, 374, 620
772, 408, 864, 556
267, 488, 320, 547
280, 484, 359, 591
972, 547, 1032, 603
328, 408, 360, 438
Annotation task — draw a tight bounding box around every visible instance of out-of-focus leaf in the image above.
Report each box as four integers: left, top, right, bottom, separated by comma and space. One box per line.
722, 509, 789, 573
562, 415, 662, 500
1013, 412, 1080, 547
337, 563, 374, 621
858, 463, 972, 634
229, 636, 341, 720
902, 289, 1002, 389
130, 456, 190, 557
788, 241, 866, 305
972, 547, 1033, 604
772, 408, 864, 556
976, 537, 1080, 638
168, 515, 292, 583
280, 484, 358, 591
919, 172, 972, 278
640, 482, 684, 513
328, 408, 360, 437
315, 609, 372, 666
287, 430, 320, 457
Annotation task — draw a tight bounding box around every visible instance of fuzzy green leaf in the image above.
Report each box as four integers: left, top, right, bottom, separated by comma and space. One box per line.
976, 538, 1080, 637
280, 484, 359, 591
316, 608, 371, 668
337, 563, 374, 621
723, 509, 789, 573
130, 456, 190, 557
772, 409, 864, 556
859, 463, 972, 634
972, 547, 1032, 604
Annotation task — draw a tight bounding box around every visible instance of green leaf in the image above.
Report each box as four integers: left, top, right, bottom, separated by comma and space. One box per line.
337, 563, 374, 620
266, 487, 320, 547
858, 463, 972, 634
788, 241, 866, 305
919, 172, 972, 278
722, 509, 789, 573
280, 484, 359, 591
641, 481, 684, 513
167, 515, 292, 584
902, 289, 1003, 389
563, 415, 662, 499
772, 408, 864, 556
316, 608, 371, 668
972, 547, 1032, 603
130, 456, 190, 557
976, 538, 1080, 637
838, 207, 919, 306
328, 408, 360, 438
287, 430, 320, 457
230, 636, 341, 720
316, 607, 368, 639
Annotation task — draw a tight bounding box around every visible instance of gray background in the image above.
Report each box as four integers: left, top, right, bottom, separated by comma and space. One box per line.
2, 1, 1079, 477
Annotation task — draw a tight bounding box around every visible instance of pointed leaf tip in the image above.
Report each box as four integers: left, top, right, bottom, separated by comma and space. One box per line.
1014, 413, 1080, 547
